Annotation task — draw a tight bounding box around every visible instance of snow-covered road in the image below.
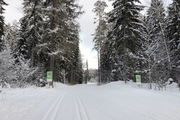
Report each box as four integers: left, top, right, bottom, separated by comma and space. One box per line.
0, 82, 180, 120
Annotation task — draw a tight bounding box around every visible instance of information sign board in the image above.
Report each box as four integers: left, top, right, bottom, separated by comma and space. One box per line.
47, 71, 52, 82
136, 75, 141, 84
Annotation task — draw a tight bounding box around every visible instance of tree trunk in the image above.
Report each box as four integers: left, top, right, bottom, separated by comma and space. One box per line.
71, 68, 74, 84
98, 49, 100, 84
50, 0, 57, 88
123, 28, 127, 84
31, 39, 34, 67
31, 3, 36, 68
148, 54, 152, 89
63, 69, 65, 84
124, 45, 127, 84
98, 10, 102, 84
159, 22, 171, 70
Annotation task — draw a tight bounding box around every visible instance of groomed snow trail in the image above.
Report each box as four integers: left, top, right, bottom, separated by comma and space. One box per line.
42, 87, 67, 120
0, 82, 180, 120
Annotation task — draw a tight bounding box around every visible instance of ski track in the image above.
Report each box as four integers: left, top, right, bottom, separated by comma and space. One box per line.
1, 82, 180, 120
41, 87, 67, 120
73, 88, 89, 120
73, 90, 81, 120
74, 85, 180, 120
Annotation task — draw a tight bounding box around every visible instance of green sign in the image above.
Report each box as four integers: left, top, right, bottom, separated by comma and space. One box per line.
47, 71, 52, 82
136, 75, 141, 84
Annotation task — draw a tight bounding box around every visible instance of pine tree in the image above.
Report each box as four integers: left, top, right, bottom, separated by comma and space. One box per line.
92, 0, 108, 84
166, 0, 180, 83
108, 0, 145, 83
0, 0, 8, 51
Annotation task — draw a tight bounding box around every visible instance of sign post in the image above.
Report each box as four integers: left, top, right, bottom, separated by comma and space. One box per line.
136, 75, 141, 87
47, 71, 53, 88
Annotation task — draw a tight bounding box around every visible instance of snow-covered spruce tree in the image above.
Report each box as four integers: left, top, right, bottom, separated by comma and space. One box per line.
15, 18, 41, 86
53, 40, 83, 84
100, 34, 113, 83
130, 14, 149, 84
43, 0, 83, 84
0, 0, 7, 51
64, 35, 83, 84
92, 0, 108, 84
67, 22, 84, 84
108, 0, 145, 83
166, 0, 180, 83
16, 18, 29, 59
14, 56, 38, 88
145, 0, 169, 90
21, 0, 44, 67
99, 20, 121, 83
0, 43, 36, 88
72, 46, 83, 84
0, 44, 16, 88
16, 0, 48, 85
4, 21, 19, 52
104, 21, 123, 82
84, 60, 90, 84
22, 0, 44, 67
78, 50, 84, 84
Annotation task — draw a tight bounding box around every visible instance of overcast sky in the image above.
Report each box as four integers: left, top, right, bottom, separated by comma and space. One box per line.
4, 0, 172, 69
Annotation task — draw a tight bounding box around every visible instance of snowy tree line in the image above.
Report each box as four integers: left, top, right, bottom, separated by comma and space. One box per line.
93, 0, 180, 89
0, 0, 85, 88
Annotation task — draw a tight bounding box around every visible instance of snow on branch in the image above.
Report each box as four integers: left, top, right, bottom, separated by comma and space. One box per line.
47, 27, 59, 34
48, 50, 63, 56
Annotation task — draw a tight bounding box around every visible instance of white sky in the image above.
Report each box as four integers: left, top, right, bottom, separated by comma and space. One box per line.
4, 0, 172, 69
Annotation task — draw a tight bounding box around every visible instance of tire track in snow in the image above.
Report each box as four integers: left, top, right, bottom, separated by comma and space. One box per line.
74, 89, 89, 120
41, 87, 67, 120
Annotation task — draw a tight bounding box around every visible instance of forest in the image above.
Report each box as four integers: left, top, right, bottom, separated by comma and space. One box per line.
0, 0, 84, 88
0, 0, 179, 90
93, 0, 180, 90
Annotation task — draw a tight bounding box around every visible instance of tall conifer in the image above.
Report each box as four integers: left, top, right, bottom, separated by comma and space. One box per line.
166, 0, 180, 82
0, 0, 7, 51
108, 0, 145, 83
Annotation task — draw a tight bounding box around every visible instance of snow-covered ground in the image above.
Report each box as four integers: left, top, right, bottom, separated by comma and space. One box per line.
0, 81, 180, 120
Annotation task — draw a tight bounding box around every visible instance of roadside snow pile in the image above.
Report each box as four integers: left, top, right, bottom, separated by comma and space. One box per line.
166, 82, 179, 91
125, 80, 179, 92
